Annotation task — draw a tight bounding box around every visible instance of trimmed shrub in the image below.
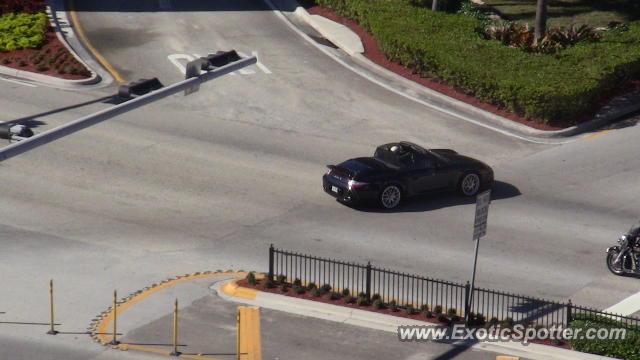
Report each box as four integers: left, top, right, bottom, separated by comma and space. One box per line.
371, 293, 381, 301
373, 299, 384, 309
569, 315, 640, 360
293, 285, 305, 294
262, 278, 275, 289
356, 296, 369, 306
320, 284, 332, 293
276, 274, 286, 284
279, 283, 289, 293
341, 288, 350, 297
423, 310, 433, 318
343, 295, 355, 304
433, 305, 443, 315
307, 282, 317, 290
437, 313, 450, 323
390, 300, 398, 312
405, 305, 416, 315
293, 278, 302, 287
501, 317, 515, 329
246, 272, 257, 286
447, 308, 457, 316
310, 287, 322, 297
328, 291, 341, 300
0, 13, 47, 52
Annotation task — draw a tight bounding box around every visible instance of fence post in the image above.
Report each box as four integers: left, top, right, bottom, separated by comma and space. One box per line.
268, 244, 274, 282
365, 262, 372, 301
565, 299, 572, 327
464, 281, 471, 325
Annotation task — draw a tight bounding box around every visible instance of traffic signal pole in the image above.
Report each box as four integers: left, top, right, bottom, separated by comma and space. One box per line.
0, 54, 256, 163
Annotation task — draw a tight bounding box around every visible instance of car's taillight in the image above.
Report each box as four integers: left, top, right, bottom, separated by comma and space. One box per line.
348, 180, 369, 189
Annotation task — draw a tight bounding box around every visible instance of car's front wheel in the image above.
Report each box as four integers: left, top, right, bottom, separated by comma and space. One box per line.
379, 185, 402, 209
459, 172, 481, 196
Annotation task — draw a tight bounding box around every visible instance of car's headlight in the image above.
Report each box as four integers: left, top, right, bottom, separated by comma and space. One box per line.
619, 235, 627, 244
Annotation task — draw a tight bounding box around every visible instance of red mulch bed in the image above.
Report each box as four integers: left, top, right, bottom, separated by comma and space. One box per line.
305, 4, 640, 130
238, 278, 571, 349
0, 28, 91, 80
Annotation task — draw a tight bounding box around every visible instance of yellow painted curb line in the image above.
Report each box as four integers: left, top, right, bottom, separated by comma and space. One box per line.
92, 271, 254, 359
67, 0, 125, 83
582, 129, 611, 140
221, 276, 263, 300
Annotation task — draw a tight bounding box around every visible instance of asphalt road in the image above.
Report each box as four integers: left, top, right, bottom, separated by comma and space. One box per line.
0, 0, 639, 359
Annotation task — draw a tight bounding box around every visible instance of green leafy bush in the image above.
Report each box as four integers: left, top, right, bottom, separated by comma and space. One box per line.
390, 300, 398, 312
246, 272, 257, 286
0, 13, 47, 52
405, 305, 416, 315
310, 287, 322, 297
315, 0, 640, 124
569, 315, 640, 360
373, 299, 384, 309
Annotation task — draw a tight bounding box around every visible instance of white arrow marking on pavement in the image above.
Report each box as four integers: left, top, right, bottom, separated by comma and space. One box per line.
252, 51, 272, 74
168, 51, 271, 76
167, 54, 195, 75
604, 291, 640, 316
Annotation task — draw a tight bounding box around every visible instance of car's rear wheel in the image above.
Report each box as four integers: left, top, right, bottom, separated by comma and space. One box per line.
459, 173, 481, 196
380, 185, 401, 209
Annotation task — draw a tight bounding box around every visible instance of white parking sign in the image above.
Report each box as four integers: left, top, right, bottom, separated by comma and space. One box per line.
473, 190, 491, 239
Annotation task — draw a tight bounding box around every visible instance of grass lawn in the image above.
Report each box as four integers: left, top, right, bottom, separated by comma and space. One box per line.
482, 0, 640, 28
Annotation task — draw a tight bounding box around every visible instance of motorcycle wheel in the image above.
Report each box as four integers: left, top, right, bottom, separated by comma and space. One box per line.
607, 250, 625, 276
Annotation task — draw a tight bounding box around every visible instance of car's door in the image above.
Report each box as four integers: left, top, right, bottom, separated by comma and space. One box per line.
406, 154, 451, 193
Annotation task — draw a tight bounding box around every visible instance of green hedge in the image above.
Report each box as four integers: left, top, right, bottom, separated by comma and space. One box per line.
569, 314, 640, 359
316, 0, 640, 124
0, 12, 47, 52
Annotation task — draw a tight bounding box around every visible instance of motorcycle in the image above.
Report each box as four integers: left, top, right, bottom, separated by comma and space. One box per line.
606, 234, 640, 276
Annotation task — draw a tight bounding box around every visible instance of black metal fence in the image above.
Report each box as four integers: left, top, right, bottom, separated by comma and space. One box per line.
268, 245, 640, 329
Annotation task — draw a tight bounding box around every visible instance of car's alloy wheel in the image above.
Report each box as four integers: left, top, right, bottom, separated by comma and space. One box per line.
380, 185, 401, 209
460, 173, 480, 196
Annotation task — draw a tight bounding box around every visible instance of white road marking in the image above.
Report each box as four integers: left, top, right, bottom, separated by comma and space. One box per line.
167, 53, 194, 75
604, 291, 640, 316
252, 51, 272, 74
0, 77, 37, 87
168, 51, 271, 76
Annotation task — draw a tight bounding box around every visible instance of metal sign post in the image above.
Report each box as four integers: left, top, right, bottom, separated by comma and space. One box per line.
466, 190, 491, 324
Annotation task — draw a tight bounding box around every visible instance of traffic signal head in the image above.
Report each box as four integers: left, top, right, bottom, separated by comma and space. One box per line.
118, 78, 164, 100
0, 123, 34, 140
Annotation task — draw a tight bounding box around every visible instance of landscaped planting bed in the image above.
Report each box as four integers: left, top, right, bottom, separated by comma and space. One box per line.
0, 0, 90, 79
315, 0, 640, 126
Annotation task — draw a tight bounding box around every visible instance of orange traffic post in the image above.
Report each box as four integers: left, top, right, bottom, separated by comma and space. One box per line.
47, 279, 57, 335
170, 299, 180, 356
110, 290, 119, 345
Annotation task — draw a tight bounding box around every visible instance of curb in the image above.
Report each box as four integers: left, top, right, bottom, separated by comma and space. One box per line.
216, 277, 616, 360
88, 270, 246, 360
268, 0, 640, 142
0, 3, 106, 88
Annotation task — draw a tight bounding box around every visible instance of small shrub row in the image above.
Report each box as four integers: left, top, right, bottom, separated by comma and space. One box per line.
569, 314, 640, 360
